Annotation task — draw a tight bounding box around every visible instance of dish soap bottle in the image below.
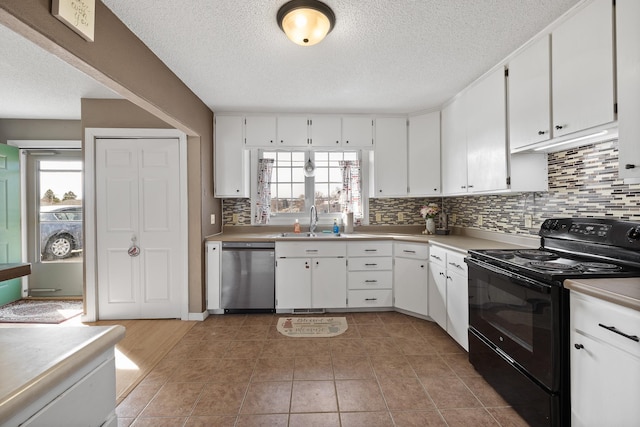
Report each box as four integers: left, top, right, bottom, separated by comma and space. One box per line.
294, 218, 301, 233
333, 219, 339, 234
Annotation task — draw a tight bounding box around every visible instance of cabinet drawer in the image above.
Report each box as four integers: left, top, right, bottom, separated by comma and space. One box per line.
348, 271, 393, 290
428, 244, 446, 266
348, 257, 393, 271
348, 289, 393, 307
395, 242, 429, 260
347, 241, 393, 257
276, 241, 347, 258
446, 250, 467, 275
571, 292, 640, 357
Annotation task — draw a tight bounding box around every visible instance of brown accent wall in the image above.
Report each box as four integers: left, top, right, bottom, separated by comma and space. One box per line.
0, 0, 220, 314
0, 119, 81, 142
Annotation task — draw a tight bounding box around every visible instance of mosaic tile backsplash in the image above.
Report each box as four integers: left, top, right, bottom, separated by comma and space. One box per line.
223, 140, 640, 235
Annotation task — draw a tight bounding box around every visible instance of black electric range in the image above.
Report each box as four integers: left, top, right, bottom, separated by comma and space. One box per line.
466, 218, 640, 427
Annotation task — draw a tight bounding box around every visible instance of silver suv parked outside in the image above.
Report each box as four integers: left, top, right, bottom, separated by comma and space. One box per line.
40, 206, 82, 260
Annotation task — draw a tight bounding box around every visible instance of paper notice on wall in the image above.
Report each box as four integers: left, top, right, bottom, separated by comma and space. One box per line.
52, 0, 95, 42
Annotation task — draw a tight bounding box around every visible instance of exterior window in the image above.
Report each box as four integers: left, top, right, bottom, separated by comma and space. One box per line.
258, 150, 362, 223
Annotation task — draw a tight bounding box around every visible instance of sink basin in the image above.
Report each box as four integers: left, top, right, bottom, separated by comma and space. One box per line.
274, 232, 344, 238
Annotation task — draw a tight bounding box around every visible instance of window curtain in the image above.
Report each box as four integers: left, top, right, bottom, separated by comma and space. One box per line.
255, 158, 274, 224
339, 160, 362, 218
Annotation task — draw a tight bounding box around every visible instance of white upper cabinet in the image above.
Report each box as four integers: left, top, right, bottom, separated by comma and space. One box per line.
309, 116, 342, 147
508, 36, 551, 150
277, 116, 309, 146
244, 116, 276, 146
342, 116, 374, 147
214, 115, 249, 197
466, 67, 508, 193
441, 96, 468, 195
373, 117, 408, 197
616, 0, 640, 183
408, 112, 441, 196
551, 0, 615, 138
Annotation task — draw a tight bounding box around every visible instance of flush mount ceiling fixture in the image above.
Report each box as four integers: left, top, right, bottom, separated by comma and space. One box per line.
277, 0, 336, 46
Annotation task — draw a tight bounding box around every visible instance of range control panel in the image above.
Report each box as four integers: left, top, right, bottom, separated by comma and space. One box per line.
540, 218, 640, 250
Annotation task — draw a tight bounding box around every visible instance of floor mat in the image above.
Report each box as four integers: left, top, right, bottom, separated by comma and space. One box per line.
0, 299, 83, 324
276, 316, 348, 338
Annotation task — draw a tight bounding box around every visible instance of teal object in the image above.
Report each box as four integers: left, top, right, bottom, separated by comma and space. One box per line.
333, 219, 339, 234
0, 144, 22, 306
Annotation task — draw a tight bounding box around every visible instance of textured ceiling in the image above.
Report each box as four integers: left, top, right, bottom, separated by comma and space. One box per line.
101, 0, 582, 114
1, 0, 582, 120
0, 24, 119, 120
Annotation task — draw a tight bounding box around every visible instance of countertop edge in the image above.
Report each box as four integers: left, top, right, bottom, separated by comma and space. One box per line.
564, 279, 640, 312
0, 325, 126, 423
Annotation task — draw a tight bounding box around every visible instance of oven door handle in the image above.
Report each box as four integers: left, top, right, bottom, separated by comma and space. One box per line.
466, 258, 552, 294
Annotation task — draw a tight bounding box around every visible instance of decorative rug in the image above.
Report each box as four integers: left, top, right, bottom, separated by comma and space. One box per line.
276, 316, 348, 338
0, 299, 83, 324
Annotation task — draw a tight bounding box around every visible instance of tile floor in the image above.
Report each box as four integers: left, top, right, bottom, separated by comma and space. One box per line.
116, 312, 529, 426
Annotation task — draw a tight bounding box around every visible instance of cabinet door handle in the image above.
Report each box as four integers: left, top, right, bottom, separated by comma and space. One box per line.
439, 272, 445, 276
365, 298, 378, 301
430, 255, 442, 261
448, 262, 463, 269
537, 130, 547, 135
364, 280, 378, 283
598, 324, 640, 342
625, 164, 636, 169
364, 249, 378, 252
574, 343, 584, 350
306, 249, 318, 253
555, 125, 564, 130
403, 250, 416, 254
365, 263, 378, 266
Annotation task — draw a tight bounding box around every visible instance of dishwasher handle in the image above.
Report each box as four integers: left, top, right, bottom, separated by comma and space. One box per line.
222, 241, 275, 250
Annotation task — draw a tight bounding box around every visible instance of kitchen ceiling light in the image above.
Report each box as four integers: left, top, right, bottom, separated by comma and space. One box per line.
304, 158, 316, 177
277, 0, 335, 46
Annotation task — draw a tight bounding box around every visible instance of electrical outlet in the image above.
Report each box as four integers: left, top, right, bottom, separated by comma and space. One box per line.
478, 215, 483, 226
397, 212, 404, 222
375, 213, 382, 222
524, 214, 533, 228
210, 214, 216, 225
451, 214, 457, 224
232, 213, 239, 223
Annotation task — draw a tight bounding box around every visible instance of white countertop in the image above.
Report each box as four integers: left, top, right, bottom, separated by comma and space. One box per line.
0, 325, 125, 424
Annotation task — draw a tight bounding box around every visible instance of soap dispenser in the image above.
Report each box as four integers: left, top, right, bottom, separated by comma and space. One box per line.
333, 219, 340, 234
294, 218, 301, 233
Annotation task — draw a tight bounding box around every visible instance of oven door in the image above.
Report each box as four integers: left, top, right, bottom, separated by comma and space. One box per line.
467, 257, 562, 391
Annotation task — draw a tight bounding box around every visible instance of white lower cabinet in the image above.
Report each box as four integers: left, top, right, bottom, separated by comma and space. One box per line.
428, 244, 469, 350
206, 241, 221, 312
570, 291, 640, 426
393, 242, 429, 316
347, 241, 394, 308
275, 241, 347, 310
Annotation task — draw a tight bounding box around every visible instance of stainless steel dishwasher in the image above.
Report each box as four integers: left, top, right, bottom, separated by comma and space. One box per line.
221, 241, 275, 313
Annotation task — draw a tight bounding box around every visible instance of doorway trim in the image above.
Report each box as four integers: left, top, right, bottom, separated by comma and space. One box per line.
84, 128, 188, 322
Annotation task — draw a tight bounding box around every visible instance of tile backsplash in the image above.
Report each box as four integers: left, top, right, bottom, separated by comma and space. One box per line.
222, 139, 640, 234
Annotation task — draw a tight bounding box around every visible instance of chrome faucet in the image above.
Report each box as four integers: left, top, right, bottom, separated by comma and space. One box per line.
309, 205, 318, 234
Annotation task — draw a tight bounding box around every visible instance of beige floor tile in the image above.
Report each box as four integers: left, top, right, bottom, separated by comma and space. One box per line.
349, 312, 384, 325
184, 340, 229, 359
393, 337, 437, 355
130, 417, 187, 427
406, 354, 456, 378
241, 381, 292, 414
184, 415, 237, 427
440, 408, 501, 426
442, 352, 481, 377
234, 324, 270, 340
212, 358, 256, 383
235, 413, 289, 427
290, 380, 338, 413
370, 354, 416, 378
251, 357, 294, 381
390, 410, 448, 426
486, 407, 530, 427
116, 383, 161, 418
335, 379, 387, 412
421, 377, 483, 409
378, 377, 435, 411
377, 311, 414, 324
201, 326, 240, 341
167, 358, 219, 383
288, 412, 341, 427
330, 338, 367, 356
428, 335, 466, 354
291, 338, 332, 356
224, 340, 264, 359
117, 417, 134, 427
191, 382, 248, 416
260, 340, 291, 358
139, 382, 204, 417
242, 314, 277, 326
383, 323, 422, 339
340, 411, 394, 426
356, 323, 390, 338
460, 376, 510, 407
293, 355, 334, 380
362, 337, 403, 355
332, 355, 375, 379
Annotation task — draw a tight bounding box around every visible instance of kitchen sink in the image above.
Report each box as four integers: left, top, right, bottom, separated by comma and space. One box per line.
273, 232, 345, 238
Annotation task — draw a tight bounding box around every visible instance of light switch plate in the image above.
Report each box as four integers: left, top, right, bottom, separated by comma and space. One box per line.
478, 215, 483, 226
524, 214, 533, 228
397, 212, 404, 221
210, 214, 215, 225
232, 213, 239, 223
375, 213, 382, 222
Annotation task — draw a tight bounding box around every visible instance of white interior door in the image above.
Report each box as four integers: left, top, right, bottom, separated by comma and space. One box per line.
96, 138, 182, 319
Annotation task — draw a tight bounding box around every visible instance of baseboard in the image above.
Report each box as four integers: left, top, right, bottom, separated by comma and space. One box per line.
187, 311, 209, 321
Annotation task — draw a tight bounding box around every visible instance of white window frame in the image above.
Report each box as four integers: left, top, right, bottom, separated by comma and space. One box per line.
250, 149, 369, 226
